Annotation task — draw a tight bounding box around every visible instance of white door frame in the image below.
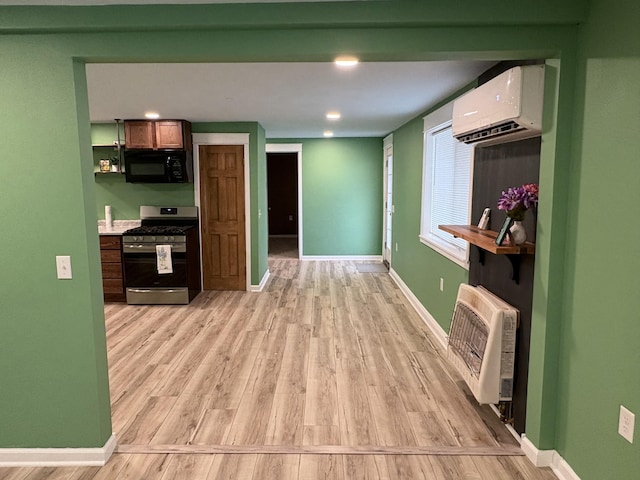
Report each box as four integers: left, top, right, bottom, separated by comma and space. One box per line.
266, 143, 303, 259
192, 133, 251, 291
382, 134, 394, 266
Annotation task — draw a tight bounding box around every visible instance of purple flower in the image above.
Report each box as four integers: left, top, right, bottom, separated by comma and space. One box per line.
497, 183, 539, 220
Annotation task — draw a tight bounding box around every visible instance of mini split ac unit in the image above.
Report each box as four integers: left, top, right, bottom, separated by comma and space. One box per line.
452, 65, 545, 146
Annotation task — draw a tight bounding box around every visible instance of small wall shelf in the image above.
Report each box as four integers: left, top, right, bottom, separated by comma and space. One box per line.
439, 225, 535, 254
92, 143, 124, 149
438, 224, 535, 283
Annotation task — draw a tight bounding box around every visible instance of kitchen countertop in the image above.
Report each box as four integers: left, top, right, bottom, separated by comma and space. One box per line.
98, 219, 140, 235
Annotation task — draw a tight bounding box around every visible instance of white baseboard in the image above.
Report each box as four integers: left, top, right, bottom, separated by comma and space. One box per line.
251, 269, 270, 292
301, 255, 383, 262
520, 435, 581, 480
553, 453, 581, 480
0, 433, 117, 467
520, 434, 555, 467
388, 268, 448, 350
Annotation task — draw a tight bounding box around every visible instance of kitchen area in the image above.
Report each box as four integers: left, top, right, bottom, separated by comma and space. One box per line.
95, 119, 202, 305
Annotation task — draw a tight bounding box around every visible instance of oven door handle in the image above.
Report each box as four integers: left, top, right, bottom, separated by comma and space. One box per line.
127, 288, 184, 293
123, 244, 186, 253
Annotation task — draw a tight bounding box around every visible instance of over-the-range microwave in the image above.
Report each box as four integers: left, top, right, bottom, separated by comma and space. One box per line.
124, 150, 193, 183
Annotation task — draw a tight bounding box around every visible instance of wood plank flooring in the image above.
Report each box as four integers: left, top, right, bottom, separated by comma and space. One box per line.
0, 259, 557, 480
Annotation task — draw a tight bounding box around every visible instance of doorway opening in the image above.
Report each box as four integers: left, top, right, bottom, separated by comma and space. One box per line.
266, 144, 302, 260
267, 151, 299, 259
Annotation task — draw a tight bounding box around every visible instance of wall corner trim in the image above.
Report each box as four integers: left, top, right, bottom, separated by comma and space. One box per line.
251, 269, 270, 292
0, 434, 117, 467
388, 268, 448, 349
520, 434, 581, 480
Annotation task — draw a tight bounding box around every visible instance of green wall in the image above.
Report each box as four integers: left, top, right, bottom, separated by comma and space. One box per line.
94, 175, 194, 221
390, 90, 473, 331
270, 138, 383, 256
1, 47, 111, 448
6, 2, 639, 479
257, 126, 269, 279
552, 1, 640, 477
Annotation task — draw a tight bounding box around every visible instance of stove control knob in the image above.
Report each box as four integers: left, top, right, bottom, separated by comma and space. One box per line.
151, 236, 156, 242
169, 236, 175, 242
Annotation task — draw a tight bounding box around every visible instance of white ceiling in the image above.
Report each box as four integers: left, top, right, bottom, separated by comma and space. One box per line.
86, 61, 495, 138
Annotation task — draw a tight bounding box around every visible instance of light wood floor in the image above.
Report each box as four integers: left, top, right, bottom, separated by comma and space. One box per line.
0, 259, 557, 480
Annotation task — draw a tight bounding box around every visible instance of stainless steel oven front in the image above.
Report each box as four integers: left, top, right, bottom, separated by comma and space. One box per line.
122, 235, 191, 305
122, 206, 201, 305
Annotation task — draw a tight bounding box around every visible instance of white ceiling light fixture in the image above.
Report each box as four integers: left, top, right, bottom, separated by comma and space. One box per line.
145, 112, 160, 119
335, 56, 359, 68
326, 112, 341, 120
323, 130, 334, 137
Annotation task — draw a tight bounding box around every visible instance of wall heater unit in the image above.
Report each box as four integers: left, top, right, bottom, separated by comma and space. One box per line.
447, 284, 519, 405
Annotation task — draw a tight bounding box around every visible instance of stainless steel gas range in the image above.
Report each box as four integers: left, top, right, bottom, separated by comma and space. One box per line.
122, 206, 201, 305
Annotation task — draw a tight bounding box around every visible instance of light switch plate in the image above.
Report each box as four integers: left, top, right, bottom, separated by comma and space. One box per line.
56, 256, 72, 279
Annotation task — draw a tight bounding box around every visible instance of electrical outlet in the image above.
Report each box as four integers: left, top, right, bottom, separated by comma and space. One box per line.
619, 405, 635, 443
395, 242, 398, 252
439, 278, 444, 292
56, 255, 72, 279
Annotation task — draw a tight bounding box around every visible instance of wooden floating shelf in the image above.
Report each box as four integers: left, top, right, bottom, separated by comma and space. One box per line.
439, 225, 534, 284
438, 225, 535, 255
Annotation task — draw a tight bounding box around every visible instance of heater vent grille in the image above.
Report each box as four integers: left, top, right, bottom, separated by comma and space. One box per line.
449, 302, 489, 378
447, 284, 518, 404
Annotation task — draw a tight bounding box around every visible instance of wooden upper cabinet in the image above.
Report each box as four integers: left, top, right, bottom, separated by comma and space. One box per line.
155, 121, 192, 149
124, 121, 155, 149
124, 120, 192, 151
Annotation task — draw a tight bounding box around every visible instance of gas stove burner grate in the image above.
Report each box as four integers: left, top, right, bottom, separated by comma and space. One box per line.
124, 225, 195, 236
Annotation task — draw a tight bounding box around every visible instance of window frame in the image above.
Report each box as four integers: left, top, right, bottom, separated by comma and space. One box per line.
419, 101, 474, 269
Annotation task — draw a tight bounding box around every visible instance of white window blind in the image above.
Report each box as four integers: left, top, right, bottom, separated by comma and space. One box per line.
429, 124, 472, 250
420, 103, 474, 268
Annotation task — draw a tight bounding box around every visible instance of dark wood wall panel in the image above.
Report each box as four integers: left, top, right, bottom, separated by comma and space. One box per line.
469, 136, 540, 434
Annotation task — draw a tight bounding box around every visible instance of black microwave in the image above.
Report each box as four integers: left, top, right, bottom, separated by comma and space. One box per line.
124, 151, 193, 183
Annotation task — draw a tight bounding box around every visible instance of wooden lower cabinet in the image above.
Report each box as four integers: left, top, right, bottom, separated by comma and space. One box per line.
100, 235, 126, 302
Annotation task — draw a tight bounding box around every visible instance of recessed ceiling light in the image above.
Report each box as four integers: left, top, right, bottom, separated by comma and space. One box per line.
335, 57, 359, 67
145, 112, 160, 119
326, 112, 341, 120
323, 130, 334, 137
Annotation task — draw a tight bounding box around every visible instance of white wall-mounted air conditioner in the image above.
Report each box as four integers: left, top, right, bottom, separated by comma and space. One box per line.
452, 65, 545, 147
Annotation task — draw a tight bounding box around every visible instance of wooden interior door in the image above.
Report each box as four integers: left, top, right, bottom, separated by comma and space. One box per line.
199, 144, 246, 290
